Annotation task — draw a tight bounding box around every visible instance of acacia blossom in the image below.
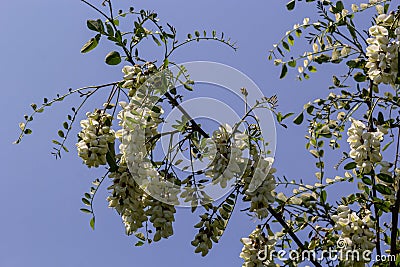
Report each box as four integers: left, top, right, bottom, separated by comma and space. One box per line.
107, 161, 148, 235
332, 206, 375, 266
76, 110, 115, 168
240, 227, 278, 267
347, 118, 385, 173
365, 13, 399, 86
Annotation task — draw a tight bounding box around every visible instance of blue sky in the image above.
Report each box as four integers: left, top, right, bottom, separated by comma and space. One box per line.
1, 1, 360, 266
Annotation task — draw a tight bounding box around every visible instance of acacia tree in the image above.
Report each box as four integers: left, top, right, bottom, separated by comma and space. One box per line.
15, 0, 400, 266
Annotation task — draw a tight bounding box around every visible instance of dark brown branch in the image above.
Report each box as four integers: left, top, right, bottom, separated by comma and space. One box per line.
267, 206, 323, 267
390, 129, 400, 267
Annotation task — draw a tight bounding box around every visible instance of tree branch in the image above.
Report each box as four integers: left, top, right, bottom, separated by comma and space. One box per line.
267, 206, 323, 267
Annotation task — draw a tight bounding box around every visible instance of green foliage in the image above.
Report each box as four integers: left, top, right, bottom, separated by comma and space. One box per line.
15, 0, 400, 266
105, 51, 121, 65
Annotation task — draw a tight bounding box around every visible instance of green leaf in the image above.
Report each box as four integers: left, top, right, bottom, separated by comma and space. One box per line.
135, 241, 145, 247
80, 208, 92, 214
333, 76, 341, 86
175, 159, 183, 165
52, 140, 61, 145
82, 198, 90, 206
183, 83, 193, 91
288, 60, 296, 68
377, 173, 394, 184
87, 19, 103, 32
353, 72, 366, 82
362, 177, 372, 186
90, 217, 95, 230
152, 106, 161, 113
152, 35, 162, 46
282, 113, 294, 120
375, 184, 392, 195
343, 162, 356, 170
382, 140, 393, 151
286, 0, 296, 10
282, 41, 290, 51
293, 112, 304, 125
135, 232, 146, 241
105, 51, 121, 65
288, 35, 295, 46
163, 58, 169, 68
81, 34, 100, 53
280, 64, 288, 79
105, 23, 114, 36
106, 144, 118, 172
320, 190, 327, 203
58, 130, 65, 138
310, 150, 319, 158
308, 66, 317, 72
336, 1, 344, 12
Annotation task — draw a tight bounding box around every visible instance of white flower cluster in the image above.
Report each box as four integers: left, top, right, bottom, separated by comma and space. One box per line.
76, 110, 115, 168
347, 118, 386, 173
240, 226, 278, 267
146, 198, 176, 241
244, 157, 277, 219
117, 91, 179, 202
203, 124, 248, 188
107, 162, 177, 240
121, 62, 157, 96
191, 216, 222, 257
107, 162, 148, 235
350, 1, 388, 13
332, 206, 375, 266
111, 72, 178, 240
366, 11, 400, 86
118, 68, 163, 172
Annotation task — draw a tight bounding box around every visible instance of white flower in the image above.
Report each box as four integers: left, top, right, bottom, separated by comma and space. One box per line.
76, 110, 115, 168
365, 21, 399, 86
347, 118, 385, 173
240, 227, 278, 267
244, 158, 276, 219
360, 3, 369, 10
107, 162, 148, 235
203, 124, 249, 188
333, 207, 375, 266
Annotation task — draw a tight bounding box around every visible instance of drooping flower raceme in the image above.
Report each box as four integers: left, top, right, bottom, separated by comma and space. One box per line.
365, 12, 399, 86
202, 123, 276, 219
332, 205, 375, 266
244, 157, 277, 219
347, 118, 385, 173
121, 62, 158, 97
107, 161, 149, 235
108, 160, 177, 240
111, 64, 177, 240
203, 124, 249, 188
240, 226, 278, 267
76, 110, 115, 168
